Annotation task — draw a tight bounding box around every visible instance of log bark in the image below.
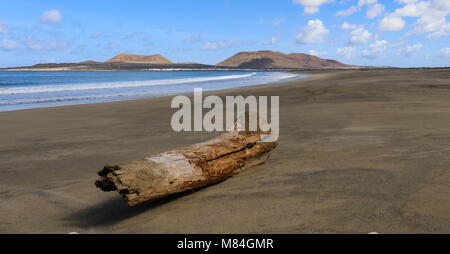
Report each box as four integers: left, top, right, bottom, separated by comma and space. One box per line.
95, 130, 277, 206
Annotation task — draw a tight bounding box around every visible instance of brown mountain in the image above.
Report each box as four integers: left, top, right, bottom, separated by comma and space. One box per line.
217, 50, 354, 69
106, 53, 173, 64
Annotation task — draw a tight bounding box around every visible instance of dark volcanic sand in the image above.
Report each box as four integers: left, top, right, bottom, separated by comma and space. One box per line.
0, 69, 449, 233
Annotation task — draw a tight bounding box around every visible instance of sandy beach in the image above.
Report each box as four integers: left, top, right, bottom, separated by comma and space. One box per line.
0, 68, 449, 233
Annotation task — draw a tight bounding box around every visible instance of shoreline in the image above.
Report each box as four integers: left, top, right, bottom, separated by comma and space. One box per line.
2, 66, 448, 72
0, 68, 295, 71
0, 71, 306, 113
1, 68, 449, 233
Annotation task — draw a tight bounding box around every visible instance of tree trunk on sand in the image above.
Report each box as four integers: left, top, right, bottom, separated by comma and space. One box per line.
95, 131, 277, 206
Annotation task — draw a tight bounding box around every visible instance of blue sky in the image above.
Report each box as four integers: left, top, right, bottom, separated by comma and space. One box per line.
0, 0, 449, 67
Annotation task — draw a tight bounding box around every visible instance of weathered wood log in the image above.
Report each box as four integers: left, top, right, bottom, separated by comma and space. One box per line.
95, 130, 277, 206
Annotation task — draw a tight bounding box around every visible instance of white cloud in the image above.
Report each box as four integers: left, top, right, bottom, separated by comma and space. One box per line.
428, 22, 450, 38
438, 47, 450, 58
336, 6, 359, 16
350, 27, 372, 45
337, 47, 355, 59
362, 40, 388, 59
0, 20, 10, 34
413, 14, 450, 38
40, 9, 63, 24
293, 0, 332, 14
218, 40, 236, 47
387, 0, 450, 38
201, 42, 218, 50
379, 16, 405, 31
387, 40, 407, 48
341, 22, 358, 30
435, 0, 450, 9
309, 49, 328, 57
395, 0, 418, 4
400, 43, 422, 57
201, 40, 236, 50
392, 2, 427, 17
0, 39, 19, 51
337, 0, 380, 17
414, 15, 446, 35
358, 0, 378, 6
296, 19, 329, 44
367, 4, 385, 19
24, 36, 70, 51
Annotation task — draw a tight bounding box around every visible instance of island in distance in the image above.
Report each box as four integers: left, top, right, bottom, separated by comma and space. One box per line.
105, 53, 173, 64
0, 50, 361, 71
217, 50, 354, 69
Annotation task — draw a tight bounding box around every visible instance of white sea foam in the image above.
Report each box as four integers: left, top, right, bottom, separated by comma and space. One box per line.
0, 72, 302, 109
0, 94, 132, 105
0, 72, 256, 95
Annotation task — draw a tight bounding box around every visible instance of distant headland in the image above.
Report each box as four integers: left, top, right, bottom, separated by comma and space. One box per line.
1, 50, 361, 71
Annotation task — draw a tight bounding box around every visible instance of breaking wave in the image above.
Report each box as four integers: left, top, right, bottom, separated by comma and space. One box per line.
0, 72, 256, 95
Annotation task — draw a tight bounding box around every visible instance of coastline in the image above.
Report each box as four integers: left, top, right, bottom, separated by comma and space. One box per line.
0, 71, 304, 113
1, 68, 449, 233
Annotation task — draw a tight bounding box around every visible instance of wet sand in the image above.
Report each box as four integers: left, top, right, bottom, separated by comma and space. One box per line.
0, 69, 449, 233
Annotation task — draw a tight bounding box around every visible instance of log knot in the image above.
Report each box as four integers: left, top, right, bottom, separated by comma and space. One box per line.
98, 165, 121, 176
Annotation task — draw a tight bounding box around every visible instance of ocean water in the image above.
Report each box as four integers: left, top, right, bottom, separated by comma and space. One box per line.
0, 71, 301, 112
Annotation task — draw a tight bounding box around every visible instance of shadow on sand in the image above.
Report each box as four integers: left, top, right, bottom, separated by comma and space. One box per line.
66, 191, 192, 228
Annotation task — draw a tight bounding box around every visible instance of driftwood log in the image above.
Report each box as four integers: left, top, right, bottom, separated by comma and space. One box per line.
95, 130, 277, 206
